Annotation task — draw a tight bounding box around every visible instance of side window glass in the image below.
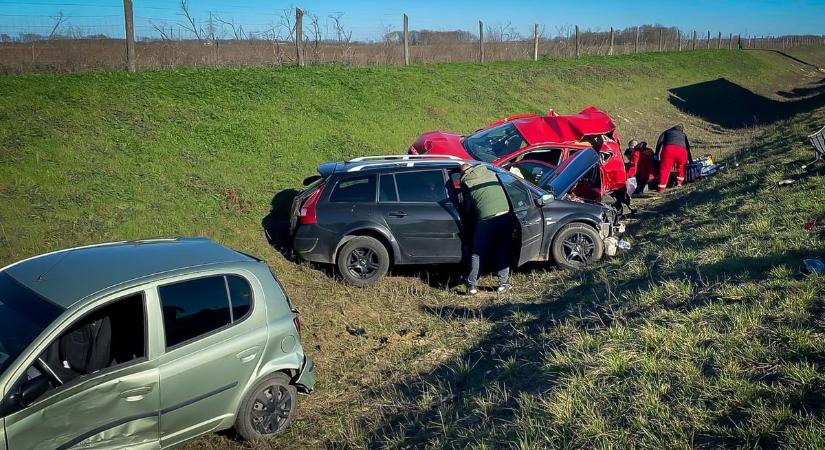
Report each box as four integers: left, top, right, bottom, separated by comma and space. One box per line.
516, 162, 552, 186
226, 275, 253, 321
159, 276, 231, 348
10, 294, 146, 410
498, 173, 533, 211
396, 170, 447, 202
330, 175, 376, 203
379, 174, 398, 202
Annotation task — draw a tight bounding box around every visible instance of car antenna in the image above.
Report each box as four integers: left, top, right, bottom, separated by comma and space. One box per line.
36, 251, 70, 281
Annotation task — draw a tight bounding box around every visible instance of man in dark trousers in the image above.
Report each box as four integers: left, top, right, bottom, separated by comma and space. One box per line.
655, 124, 693, 191
459, 163, 513, 295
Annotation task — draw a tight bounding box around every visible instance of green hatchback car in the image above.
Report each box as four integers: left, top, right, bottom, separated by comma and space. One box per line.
0, 237, 315, 449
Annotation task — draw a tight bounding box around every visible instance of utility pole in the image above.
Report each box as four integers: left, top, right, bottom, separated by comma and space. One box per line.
295, 8, 304, 67
678, 30, 682, 51
123, 0, 135, 72
707, 30, 711, 48
533, 23, 540, 61
692, 30, 697, 50
403, 14, 409, 66
658, 28, 663, 51
717, 31, 722, 48
634, 26, 639, 54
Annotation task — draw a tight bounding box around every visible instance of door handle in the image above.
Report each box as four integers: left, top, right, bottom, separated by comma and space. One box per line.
389, 211, 408, 218
120, 385, 153, 401
236, 347, 260, 364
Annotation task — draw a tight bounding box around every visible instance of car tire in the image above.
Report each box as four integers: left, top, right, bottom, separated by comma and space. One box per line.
336, 236, 390, 287
234, 373, 298, 441
551, 223, 604, 269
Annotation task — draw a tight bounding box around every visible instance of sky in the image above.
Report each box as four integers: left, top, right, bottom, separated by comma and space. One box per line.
1, 0, 824, 40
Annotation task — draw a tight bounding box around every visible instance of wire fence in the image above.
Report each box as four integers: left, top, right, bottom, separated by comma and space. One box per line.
1, 5, 824, 73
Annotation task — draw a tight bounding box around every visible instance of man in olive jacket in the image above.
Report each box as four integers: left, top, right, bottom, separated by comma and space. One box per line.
459, 163, 514, 294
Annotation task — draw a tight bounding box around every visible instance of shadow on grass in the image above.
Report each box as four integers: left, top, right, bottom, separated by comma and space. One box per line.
668, 77, 825, 128
339, 112, 825, 448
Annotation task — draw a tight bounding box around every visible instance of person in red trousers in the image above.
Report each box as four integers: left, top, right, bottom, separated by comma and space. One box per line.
654, 124, 693, 191
627, 141, 655, 195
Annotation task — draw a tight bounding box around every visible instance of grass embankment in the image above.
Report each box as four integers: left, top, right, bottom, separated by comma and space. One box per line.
1, 49, 824, 448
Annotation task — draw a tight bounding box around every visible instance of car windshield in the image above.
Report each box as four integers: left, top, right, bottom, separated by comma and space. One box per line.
463, 123, 529, 162
0, 271, 63, 376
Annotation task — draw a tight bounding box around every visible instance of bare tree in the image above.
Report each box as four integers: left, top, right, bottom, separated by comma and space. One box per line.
330, 13, 353, 63
305, 11, 322, 62
178, 0, 202, 41
48, 11, 68, 40
214, 16, 246, 40
151, 21, 172, 41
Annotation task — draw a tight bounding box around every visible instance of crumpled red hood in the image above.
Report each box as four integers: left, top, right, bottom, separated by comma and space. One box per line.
515, 106, 617, 145
409, 130, 472, 159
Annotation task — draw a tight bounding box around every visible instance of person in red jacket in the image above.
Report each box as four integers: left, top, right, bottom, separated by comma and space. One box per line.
655, 124, 693, 191
627, 141, 655, 195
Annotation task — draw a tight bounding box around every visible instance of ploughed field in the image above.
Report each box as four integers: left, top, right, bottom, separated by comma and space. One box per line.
1, 48, 824, 448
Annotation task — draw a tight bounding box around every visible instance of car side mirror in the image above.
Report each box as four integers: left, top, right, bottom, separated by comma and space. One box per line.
538, 193, 555, 206
11, 376, 50, 408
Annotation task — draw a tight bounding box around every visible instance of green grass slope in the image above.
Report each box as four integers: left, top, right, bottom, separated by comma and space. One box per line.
1, 49, 824, 449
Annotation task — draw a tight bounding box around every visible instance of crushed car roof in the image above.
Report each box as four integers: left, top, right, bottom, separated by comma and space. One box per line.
2, 237, 254, 308
512, 106, 617, 145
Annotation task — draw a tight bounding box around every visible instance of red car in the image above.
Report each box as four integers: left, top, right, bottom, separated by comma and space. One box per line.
410, 106, 627, 202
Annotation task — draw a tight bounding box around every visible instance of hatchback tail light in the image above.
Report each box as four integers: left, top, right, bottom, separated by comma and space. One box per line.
293, 316, 303, 339
297, 184, 325, 225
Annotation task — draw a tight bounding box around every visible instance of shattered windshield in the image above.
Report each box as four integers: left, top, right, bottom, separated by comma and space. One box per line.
463, 123, 529, 162
0, 272, 63, 376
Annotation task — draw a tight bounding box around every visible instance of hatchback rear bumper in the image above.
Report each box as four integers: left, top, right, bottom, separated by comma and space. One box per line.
295, 355, 316, 394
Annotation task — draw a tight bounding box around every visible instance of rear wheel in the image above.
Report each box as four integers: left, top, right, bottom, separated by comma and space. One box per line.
551, 223, 603, 269
234, 373, 297, 441
336, 236, 390, 286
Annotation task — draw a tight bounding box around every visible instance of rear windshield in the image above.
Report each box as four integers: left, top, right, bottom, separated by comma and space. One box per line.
0, 272, 64, 376
463, 122, 529, 162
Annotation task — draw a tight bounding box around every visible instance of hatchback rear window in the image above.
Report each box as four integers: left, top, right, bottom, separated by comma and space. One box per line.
396, 170, 446, 202
330, 175, 376, 203
158, 275, 254, 349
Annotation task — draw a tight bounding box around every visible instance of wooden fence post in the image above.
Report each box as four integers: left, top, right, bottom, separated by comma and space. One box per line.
533, 24, 539, 61
717, 31, 722, 48
403, 14, 409, 65
658, 28, 663, 51
295, 8, 304, 67
478, 21, 484, 63
738, 34, 741, 49
678, 30, 682, 51
575, 25, 580, 57
692, 30, 697, 50
123, 0, 135, 72
728, 33, 732, 50
706, 30, 711, 48
608, 26, 614, 56
635, 26, 640, 54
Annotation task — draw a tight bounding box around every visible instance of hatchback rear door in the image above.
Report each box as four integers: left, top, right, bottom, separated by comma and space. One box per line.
496, 172, 543, 266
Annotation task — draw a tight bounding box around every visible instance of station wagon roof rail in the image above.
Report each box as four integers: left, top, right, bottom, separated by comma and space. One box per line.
347, 154, 464, 162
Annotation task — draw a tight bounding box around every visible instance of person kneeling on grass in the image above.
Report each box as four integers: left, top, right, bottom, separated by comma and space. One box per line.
459, 163, 514, 295
654, 124, 693, 191
628, 141, 655, 196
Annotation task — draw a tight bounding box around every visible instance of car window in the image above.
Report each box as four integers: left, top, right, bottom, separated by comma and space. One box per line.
9, 293, 146, 409
521, 148, 562, 166
498, 172, 533, 211
0, 272, 63, 377
514, 161, 554, 186
379, 174, 398, 202
330, 175, 376, 203
158, 275, 254, 349
395, 170, 447, 202
226, 275, 253, 321
462, 122, 529, 162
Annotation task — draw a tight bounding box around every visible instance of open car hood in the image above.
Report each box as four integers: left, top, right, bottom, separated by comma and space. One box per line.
514, 106, 617, 145
539, 148, 600, 198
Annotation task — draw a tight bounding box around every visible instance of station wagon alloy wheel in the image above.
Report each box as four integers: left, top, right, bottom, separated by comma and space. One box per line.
551, 223, 604, 270
346, 247, 380, 280
562, 232, 596, 264
251, 384, 294, 434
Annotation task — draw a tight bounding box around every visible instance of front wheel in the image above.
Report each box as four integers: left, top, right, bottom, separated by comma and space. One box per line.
336, 236, 390, 287
551, 223, 604, 269
234, 373, 298, 441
